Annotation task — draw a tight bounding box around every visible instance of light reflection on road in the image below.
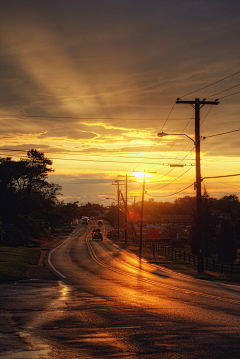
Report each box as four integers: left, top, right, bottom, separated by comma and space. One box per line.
59, 282, 70, 301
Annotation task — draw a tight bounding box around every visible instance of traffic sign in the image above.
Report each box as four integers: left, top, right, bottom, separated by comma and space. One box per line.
147, 227, 160, 241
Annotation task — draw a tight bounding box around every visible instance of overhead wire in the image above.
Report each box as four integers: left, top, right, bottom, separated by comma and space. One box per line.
152, 112, 195, 183
152, 166, 193, 191
0, 148, 197, 161
218, 90, 240, 100
152, 112, 194, 174
150, 87, 223, 194
203, 173, 240, 180
215, 180, 240, 192
146, 182, 194, 198
179, 70, 240, 99
204, 128, 240, 139
0, 154, 192, 166
133, 101, 176, 172
160, 102, 176, 132
0, 150, 196, 167
201, 105, 213, 125
206, 83, 240, 99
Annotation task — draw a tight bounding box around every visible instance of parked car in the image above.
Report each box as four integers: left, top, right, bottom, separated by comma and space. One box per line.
92, 228, 103, 241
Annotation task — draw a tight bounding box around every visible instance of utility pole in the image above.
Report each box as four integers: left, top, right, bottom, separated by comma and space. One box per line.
125, 174, 128, 243
176, 98, 219, 273
139, 170, 156, 251
129, 195, 137, 235
118, 175, 135, 244
112, 180, 124, 239
139, 171, 146, 251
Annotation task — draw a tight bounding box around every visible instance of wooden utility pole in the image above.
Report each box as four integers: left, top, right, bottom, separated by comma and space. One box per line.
139, 171, 146, 251
176, 98, 219, 273
112, 180, 124, 239
139, 170, 156, 251
125, 174, 128, 243
118, 175, 135, 244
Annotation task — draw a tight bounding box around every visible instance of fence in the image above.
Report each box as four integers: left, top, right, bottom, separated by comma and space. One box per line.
141, 240, 240, 274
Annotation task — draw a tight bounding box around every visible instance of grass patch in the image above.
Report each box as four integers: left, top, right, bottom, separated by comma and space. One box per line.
51, 226, 75, 236
0, 245, 41, 282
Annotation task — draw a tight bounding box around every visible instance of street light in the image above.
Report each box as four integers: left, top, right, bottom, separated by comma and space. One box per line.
157, 132, 195, 144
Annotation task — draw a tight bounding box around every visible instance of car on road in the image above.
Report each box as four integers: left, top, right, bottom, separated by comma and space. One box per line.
97, 220, 103, 226
92, 228, 103, 241
82, 217, 89, 225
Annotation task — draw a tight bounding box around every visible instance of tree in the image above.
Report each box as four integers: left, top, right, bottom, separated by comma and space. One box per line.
214, 195, 240, 223
216, 220, 237, 263
162, 224, 184, 241
0, 150, 62, 239
189, 189, 218, 257
173, 196, 196, 215
104, 204, 124, 229
13, 149, 54, 198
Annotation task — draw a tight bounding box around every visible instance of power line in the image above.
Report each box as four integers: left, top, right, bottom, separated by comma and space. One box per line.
153, 145, 195, 184
200, 105, 213, 125
179, 70, 240, 99
153, 114, 194, 175
146, 183, 194, 198
132, 143, 157, 171
160, 102, 176, 132
7, 114, 187, 121
206, 83, 240, 99
203, 173, 240, 180
0, 148, 196, 160
203, 128, 240, 139
216, 180, 240, 192
0, 149, 198, 163
0, 151, 194, 167
134, 101, 177, 172
152, 166, 193, 191
218, 90, 240, 100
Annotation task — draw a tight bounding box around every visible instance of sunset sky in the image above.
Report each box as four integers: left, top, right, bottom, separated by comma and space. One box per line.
1, 0, 240, 205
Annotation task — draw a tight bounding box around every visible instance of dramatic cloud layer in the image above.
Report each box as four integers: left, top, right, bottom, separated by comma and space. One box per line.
1, 0, 240, 203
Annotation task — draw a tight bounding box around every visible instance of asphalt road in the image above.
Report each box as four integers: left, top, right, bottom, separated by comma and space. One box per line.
1, 222, 240, 358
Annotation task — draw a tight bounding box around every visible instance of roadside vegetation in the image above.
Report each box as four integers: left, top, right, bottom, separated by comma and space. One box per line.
0, 150, 105, 247
0, 246, 41, 282
1, 149, 240, 283
105, 189, 240, 277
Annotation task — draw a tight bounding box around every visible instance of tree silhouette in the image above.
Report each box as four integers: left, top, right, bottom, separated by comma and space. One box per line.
216, 220, 237, 263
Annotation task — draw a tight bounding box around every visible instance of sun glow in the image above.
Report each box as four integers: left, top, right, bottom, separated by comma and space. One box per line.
132, 172, 152, 179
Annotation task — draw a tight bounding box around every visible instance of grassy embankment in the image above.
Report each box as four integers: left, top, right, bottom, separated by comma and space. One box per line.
112, 236, 240, 284
0, 246, 41, 282
0, 225, 75, 283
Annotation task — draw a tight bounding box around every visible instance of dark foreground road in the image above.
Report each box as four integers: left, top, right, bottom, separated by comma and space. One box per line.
1, 222, 240, 358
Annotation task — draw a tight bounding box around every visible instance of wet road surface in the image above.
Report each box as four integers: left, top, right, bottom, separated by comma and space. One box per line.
1, 222, 240, 358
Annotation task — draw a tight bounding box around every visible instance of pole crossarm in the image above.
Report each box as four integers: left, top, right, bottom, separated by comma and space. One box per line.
176, 99, 219, 105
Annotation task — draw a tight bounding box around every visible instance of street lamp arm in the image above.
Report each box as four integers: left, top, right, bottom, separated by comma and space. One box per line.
157, 132, 195, 144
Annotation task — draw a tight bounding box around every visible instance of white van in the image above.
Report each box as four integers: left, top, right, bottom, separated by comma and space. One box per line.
82, 217, 89, 225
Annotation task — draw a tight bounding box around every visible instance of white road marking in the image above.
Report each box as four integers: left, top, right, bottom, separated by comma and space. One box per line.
48, 228, 82, 279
